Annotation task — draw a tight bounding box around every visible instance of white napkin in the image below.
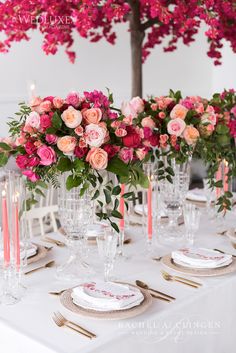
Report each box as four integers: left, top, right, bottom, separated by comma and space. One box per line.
0, 243, 37, 260
186, 189, 207, 202
72, 281, 144, 311
172, 248, 232, 269
134, 204, 166, 218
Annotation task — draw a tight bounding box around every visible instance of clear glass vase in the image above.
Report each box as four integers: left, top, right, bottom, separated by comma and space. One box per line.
56, 174, 93, 281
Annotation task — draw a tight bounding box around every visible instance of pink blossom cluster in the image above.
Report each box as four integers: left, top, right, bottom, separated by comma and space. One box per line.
0, 1, 235, 64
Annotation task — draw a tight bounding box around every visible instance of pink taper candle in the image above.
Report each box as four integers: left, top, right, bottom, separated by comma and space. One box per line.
216, 164, 222, 199
147, 179, 152, 240
2, 190, 10, 266
224, 160, 229, 192
119, 184, 125, 230
14, 196, 20, 268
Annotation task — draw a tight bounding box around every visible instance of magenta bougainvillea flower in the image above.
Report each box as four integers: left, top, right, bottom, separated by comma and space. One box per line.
0, 0, 235, 65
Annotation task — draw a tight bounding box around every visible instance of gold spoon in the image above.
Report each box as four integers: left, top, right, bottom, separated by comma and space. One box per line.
25, 260, 55, 275
136, 280, 175, 300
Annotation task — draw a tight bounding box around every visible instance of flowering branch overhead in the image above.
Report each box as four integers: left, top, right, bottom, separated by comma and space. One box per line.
0, 0, 235, 65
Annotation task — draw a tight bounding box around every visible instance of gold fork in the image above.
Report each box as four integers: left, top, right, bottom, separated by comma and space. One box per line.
53, 312, 96, 339
161, 271, 201, 288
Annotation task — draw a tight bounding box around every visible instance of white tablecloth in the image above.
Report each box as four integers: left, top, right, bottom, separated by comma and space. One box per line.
1, 212, 236, 353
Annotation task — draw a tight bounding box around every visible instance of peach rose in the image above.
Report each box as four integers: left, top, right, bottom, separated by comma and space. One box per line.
170, 104, 188, 120
167, 118, 186, 136
39, 100, 52, 113
57, 136, 77, 155
86, 147, 108, 170
141, 116, 155, 129
183, 126, 200, 145
61, 106, 82, 128
30, 97, 43, 112
53, 97, 64, 109
82, 108, 102, 124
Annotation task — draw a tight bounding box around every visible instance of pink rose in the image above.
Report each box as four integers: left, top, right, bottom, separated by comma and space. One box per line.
158, 112, 166, 119
155, 96, 173, 110
39, 100, 52, 113
61, 106, 82, 128
167, 118, 186, 136
82, 108, 102, 124
66, 91, 80, 107
170, 104, 188, 120
37, 145, 56, 166
129, 96, 144, 114
136, 148, 148, 161
111, 120, 121, 129
45, 134, 58, 144
26, 111, 41, 129
119, 147, 134, 164
115, 128, 127, 137
121, 102, 137, 119
75, 126, 84, 136
57, 136, 77, 155
123, 116, 133, 125
53, 97, 64, 109
22, 170, 40, 182
86, 147, 108, 170
160, 134, 169, 148
28, 156, 40, 167
85, 123, 106, 147
183, 126, 200, 145
40, 114, 52, 130
16, 155, 29, 169
25, 141, 37, 155
151, 103, 158, 111
141, 116, 155, 129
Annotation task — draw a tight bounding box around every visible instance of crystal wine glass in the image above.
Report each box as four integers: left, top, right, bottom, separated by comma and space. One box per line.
96, 228, 117, 282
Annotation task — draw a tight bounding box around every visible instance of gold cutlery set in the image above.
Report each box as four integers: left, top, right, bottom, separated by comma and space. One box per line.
52, 312, 96, 339
161, 270, 202, 288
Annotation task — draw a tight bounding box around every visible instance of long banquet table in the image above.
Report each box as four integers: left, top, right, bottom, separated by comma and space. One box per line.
1, 211, 236, 353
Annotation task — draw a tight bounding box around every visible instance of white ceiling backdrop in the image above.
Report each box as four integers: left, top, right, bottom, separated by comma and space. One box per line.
0, 24, 235, 136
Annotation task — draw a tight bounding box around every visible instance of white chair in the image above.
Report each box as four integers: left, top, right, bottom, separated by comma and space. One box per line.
25, 186, 58, 238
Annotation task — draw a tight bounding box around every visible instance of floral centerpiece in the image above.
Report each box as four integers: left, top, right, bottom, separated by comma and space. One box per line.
118, 90, 236, 211
0, 90, 148, 231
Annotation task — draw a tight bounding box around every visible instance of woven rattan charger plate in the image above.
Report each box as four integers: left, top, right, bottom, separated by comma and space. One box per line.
60, 284, 152, 320
161, 254, 236, 277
